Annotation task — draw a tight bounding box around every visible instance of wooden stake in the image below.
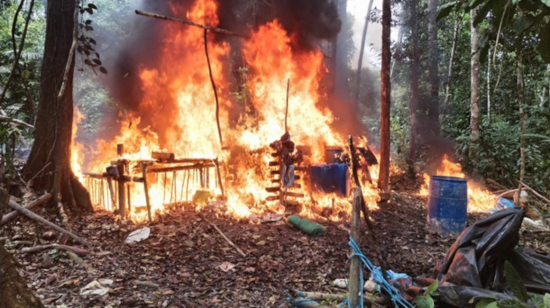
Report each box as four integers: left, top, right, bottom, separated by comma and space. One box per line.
200, 215, 246, 257
117, 144, 126, 218
349, 187, 362, 308
285, 79, 290, 132
214, 158, 225, 198
204, 29, 223, 147
0, 193, 52, 227
348, 136, 389, 280
8, 201, 91, 247
141, 163, 152, 223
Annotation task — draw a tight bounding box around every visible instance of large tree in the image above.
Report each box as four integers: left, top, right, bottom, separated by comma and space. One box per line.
23, 0, 92, 213
378, 0, 391, 192
427, 0, 440, 137
408, 0, 419, 177
470, 10, 480, 160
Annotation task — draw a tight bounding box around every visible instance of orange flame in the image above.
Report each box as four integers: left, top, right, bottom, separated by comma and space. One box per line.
74, 0, 379, 221
419, 154, 495, 212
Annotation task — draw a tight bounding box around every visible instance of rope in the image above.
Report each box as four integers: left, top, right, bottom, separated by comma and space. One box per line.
286, 290, 322, 307
343, 237, 414, 308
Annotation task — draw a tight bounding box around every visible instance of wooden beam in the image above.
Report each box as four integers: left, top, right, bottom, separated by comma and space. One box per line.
0, 193, 52, 227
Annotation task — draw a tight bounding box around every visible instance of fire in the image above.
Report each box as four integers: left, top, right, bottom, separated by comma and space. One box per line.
71, 107, 85, 183
419, 154, 496, 212
73, 0, 380, 222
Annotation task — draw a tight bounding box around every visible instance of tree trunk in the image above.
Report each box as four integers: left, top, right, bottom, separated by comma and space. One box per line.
470, 10, 481, 160
22, 0, 92, 214
487, 46, 491, 120
408, 0, 419, 177
378, 0, 391, 192
333, 0, 350, 97
517, 47, 526, 202
0, 188, 43, 308
427, 0, 440, 136
0, 246, 44, 308
354, 0, 375, 106
443, 14, 461, 108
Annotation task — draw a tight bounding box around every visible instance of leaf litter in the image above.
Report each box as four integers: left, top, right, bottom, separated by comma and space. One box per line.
1, 191, 549, 307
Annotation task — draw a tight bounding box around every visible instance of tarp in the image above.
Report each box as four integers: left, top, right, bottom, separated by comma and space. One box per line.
392, 208, 550, 306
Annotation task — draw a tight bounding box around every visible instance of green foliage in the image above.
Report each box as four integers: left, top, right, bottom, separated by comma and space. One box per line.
476, 298, 499, 308
0, 1, 45, 123
473, 262, 550, 308
413, 280, 438, 308
505, 261, 530, 303
439, 0, 550, 63
76, 1, 107, 74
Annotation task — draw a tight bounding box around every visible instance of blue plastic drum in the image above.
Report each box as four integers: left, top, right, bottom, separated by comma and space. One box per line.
427, 175, 468, 236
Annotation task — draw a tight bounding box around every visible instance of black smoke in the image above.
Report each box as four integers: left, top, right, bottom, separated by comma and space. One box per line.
217, 0, 342, 50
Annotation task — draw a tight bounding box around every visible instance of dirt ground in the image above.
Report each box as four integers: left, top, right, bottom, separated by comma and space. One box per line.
1, 190, 549, 308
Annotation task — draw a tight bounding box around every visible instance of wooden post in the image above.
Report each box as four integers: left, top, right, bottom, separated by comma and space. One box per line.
349, 187, 362, 307
106, 177, 115, 210
117, 144, 126, 218
214, 158, 225, 198
141, 163, 152, 223
127, 184, 132, 214
199, 165, 205, 188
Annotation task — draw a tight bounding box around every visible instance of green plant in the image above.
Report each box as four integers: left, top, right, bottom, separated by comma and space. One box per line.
413, 280, 438, 308
475, 261, 550, 308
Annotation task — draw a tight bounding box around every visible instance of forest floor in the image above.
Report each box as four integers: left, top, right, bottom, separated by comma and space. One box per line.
1, 188, 549, 308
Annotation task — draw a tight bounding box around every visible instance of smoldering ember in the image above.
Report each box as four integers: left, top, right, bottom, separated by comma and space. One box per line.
1, 0, 550, 307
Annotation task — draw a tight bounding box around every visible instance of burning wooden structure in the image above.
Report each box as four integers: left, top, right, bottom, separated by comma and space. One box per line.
83, 144, 224, 222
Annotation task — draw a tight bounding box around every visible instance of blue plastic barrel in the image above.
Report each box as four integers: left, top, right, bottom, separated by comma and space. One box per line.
309, 163, 350, 197
427, 175, 468, 236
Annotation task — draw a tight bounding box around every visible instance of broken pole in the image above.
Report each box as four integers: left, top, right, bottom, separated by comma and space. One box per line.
0, 193, 52, 227
349, 187, 362, 307
8, 201, 91, 247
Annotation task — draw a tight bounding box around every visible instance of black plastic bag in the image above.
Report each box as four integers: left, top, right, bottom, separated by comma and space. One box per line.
392, 207, 550, 306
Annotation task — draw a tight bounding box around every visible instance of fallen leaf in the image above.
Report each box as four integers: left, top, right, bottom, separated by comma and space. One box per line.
219, 261, 236, 272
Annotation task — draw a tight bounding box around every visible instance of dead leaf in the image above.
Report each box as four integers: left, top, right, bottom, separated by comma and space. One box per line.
218, 261, 236, 272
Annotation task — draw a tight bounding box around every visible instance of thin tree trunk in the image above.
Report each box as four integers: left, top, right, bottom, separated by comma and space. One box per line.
517, 47, 526, 202
487, 46, 491, 120
0, 0, 35, 107
22, 0, 92, 213
470, 10, 481, 160
354, 0, 375, 105
408, 0, 419, 177
378, 0, 391, 192
390, 25, 404, 78
334, 0, 350, 97
427, 0, 440, 136
443, 14, 461, 107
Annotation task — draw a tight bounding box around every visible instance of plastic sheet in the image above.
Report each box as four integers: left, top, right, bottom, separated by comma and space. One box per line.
392, 207, 550, 306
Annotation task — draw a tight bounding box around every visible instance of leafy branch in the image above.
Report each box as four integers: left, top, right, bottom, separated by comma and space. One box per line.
76, 1, 107, 75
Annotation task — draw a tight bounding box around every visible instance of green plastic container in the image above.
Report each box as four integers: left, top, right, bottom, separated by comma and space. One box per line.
288, 215, 326, 237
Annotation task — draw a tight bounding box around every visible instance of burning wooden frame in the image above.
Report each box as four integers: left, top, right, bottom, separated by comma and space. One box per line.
83, 144, 224, 222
